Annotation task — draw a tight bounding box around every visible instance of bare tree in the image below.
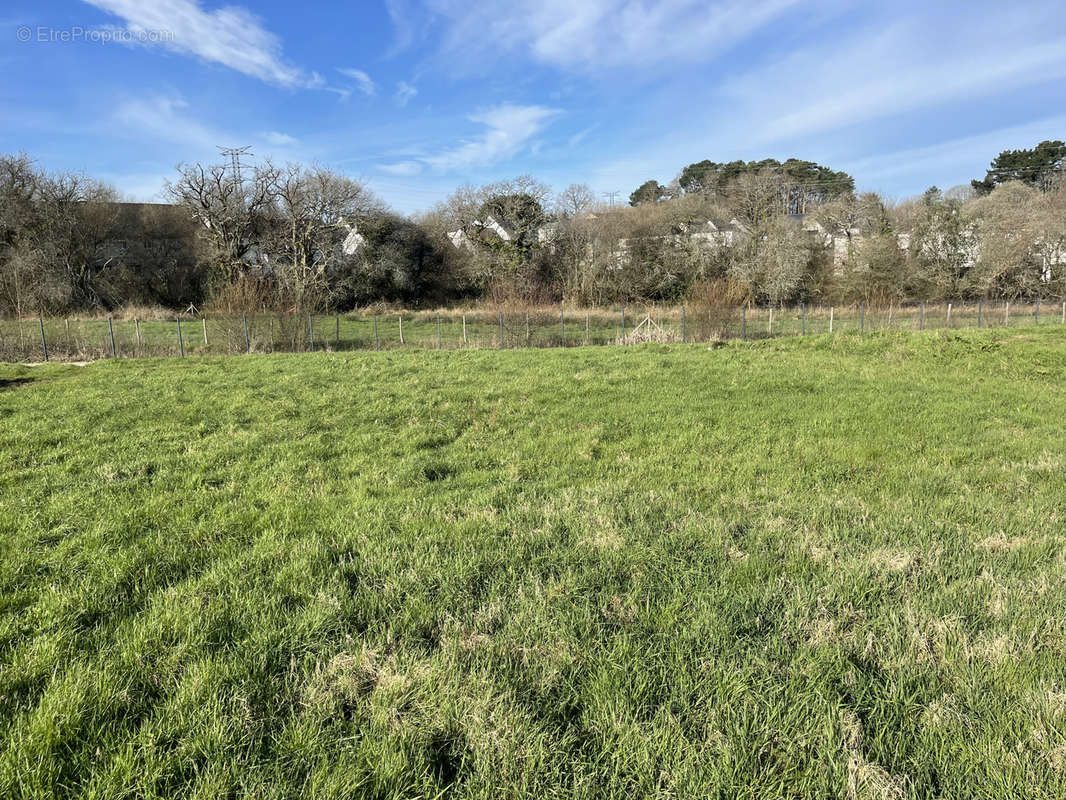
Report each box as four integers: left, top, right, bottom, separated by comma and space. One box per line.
555, 183, 596, 219
166, 160, 279, 279
265, 164, 382, 310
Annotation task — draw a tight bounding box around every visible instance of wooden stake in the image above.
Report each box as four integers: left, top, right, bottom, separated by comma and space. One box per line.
829, 307, 834, 334
768, 307, 774, 335
946, 302, 952, 327
399, 315, 404, 345
462, 314, 467, 345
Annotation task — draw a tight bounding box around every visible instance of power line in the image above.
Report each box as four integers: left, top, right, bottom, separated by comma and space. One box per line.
603, 190, 620, 206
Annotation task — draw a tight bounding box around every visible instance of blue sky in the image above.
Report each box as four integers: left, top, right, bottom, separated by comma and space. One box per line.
2, 0, 1065, 213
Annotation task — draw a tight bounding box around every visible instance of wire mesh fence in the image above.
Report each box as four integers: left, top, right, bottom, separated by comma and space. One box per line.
2, 300, 1063, 362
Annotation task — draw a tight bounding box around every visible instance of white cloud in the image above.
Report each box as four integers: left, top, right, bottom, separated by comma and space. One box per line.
338, 68, 376, 96
262, 131, 298, 146
720, 22, 1066, 145
379, 161, 423, 176
83, 0, 316, 87
840, 115, 1066, 197
114, 95, 219, 149
395, 81, 418, 107
413, 0, 801, 71
422, 104, 560, 171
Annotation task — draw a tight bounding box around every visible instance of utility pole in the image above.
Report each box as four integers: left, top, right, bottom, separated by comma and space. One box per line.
603, 190, 620, 207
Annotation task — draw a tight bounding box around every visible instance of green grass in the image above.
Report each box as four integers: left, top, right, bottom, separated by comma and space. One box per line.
4, 300, 1061, 361
1, 327, 1065, 798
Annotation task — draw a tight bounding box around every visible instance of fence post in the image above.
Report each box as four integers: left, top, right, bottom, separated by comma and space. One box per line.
39, 317, 48, 362
1005, 301, 1009, 326
768, 307, 774, 336
108, 317, 117, 358
177, 318, 185, 358
308, 314, 314, 351
946, 302, 952, 327
560, 307, 565, 346
399, 315, 404, 346
586, 311, 590, 344
437, 313, 442, 349
919, 301, 924, 331
243, 315, 250, 353
371, 314, 378, 350
462, 314, 467, 345
860, 302, 865, 332
202, 317, 209, 347
498, 312, 504, 348
829, 306, 834, 334
621, 308, 626, 344
742, 306, 747, 341
1036, 298, 1040, 324
978, 299, 983, 328
1062, 301, 1065, 324
801, 303, 806, 336
681, 306, 686, 343
135, 318, 142, 352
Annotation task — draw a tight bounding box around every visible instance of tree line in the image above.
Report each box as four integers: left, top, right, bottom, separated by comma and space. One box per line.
1, 140, 1063, 316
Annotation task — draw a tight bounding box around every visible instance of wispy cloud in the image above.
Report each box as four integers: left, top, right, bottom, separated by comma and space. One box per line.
83, 0, 317, 87
261, 131, 298, 146
337, 68, 376, 96
721, 20, 1066, 144
421, 104, 560, 171
395, 81, 418, 107
409, 0, 801, 71
114, 95, 220, 148
841, 114, 1066, 196
380, 161, 423, 176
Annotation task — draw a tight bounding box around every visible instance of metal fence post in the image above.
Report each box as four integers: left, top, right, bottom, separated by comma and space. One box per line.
243, 315, 250, 353
946, 302, 952, 327
399, 315, 404, 346
134, 318, 142, 352
373, 314, 379, 350
177, 318, 185, 358
498, 312, 504, 348
39, 317, 48, 362
108, 317, 117, 358
681, 305, 686, 343
462, 314, 467, 345
202, 317, 209, 347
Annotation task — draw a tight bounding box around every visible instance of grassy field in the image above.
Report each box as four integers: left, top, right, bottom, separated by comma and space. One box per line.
3, 300, 1062, 361
1, 327, 1065, 798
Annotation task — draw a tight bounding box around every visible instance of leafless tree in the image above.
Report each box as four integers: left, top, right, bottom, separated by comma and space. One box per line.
555, 183, 597, 219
